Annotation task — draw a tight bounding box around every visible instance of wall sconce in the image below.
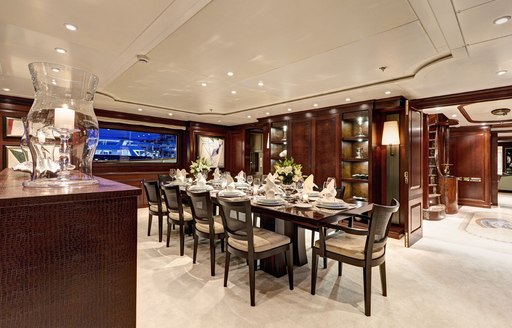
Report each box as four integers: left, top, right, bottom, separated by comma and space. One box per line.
382, 120, 400, 156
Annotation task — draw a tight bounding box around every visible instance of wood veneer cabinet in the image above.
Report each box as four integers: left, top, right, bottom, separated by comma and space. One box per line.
0, 170, 140, 328
270, 121, 288, 170
341, 110, 371, 201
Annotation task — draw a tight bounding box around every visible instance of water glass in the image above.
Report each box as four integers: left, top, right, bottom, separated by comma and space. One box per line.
246, 175, 253, 185
169, 168, 176, 180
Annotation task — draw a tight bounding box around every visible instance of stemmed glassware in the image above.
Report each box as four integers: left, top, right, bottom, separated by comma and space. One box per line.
246, 175, 253, 186
253, 177, 261, 195
169, 168, 176, 180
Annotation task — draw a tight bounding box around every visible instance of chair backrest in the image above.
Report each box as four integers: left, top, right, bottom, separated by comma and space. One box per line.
336, 185, 346, 200
143, 181, 161, 206
158, 174, 172, 185
217, 198, 254, 252
365, 198, 400, 258
186, 190, 214, 226
162, 184, 183, 216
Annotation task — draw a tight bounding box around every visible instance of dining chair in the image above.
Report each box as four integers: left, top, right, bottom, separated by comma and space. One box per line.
217, 198, 293, 306
161, 185, 193, 255
186, 190, 225, 276
143, 181, 167, 242
157, 174, 172, 185
310, 199, 400, 316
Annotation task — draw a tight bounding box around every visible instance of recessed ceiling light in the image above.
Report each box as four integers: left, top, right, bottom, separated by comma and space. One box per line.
55, 48, 67, 54
247, 115, 252, 118
137, 108, 143, 112
51, 79, 57, 85
287, 108, 292, 111
451, 114, 457, 117
497, 70, 508, 76
265, 112, 270, 115
435, 107, 441, 111
51, 67, 60, 72
2, 88, 11, 92
258, 81, 264, 87
168, 113, 173, 116
345, 98, 351, 102
227, 71, 234, 76
313, 103, 318, 107
217, 120, 222, 123
201, 82, 207, 87
64, 23, 77, 31
385, 91, 391, 95
231, 90, 237, 94
493, 16, 511, 25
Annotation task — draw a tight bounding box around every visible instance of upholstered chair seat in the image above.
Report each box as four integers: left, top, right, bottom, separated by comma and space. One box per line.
229, 227, 290, 253
314, 232, 385, 260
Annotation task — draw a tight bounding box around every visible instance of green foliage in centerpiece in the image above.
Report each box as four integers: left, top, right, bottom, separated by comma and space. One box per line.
274, 157, 302, 185
190, 157, 211, 174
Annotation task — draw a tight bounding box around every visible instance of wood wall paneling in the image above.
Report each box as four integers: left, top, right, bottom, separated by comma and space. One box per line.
290, 120, 312, 175
313, 115, 339, 186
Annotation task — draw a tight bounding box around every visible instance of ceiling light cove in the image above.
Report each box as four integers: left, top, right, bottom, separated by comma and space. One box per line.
55, 48, 67, 54
64, 23, 77, 31
493, 16, 511, 25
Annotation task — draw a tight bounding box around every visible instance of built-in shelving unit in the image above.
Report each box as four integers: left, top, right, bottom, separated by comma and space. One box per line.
270, 121, 288, 171
424, 115, 446, 220
341, 110, 370, 201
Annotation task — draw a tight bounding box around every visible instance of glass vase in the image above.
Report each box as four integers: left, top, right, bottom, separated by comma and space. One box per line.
23, 62, 99, 188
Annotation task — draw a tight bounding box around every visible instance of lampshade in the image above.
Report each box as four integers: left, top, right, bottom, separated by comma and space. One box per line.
382, 121, 400, 145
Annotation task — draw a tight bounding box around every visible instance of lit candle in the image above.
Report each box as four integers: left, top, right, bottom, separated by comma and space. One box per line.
54, 107, 75, 130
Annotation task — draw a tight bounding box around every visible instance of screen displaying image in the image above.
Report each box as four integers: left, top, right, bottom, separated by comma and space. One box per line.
94, 128, 178, 163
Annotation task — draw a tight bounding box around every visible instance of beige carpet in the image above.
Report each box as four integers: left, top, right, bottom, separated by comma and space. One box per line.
466, 212, 512, 243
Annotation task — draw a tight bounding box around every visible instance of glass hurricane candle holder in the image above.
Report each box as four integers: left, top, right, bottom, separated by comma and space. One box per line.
23, 62, 99, 188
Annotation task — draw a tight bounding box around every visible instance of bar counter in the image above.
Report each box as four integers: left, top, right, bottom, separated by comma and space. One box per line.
0, 169, 140, 328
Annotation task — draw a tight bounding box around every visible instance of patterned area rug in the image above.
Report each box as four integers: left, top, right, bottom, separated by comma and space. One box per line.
466, 212, 512, 243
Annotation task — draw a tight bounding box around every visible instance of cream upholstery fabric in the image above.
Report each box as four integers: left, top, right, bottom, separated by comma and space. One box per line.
169, 210, 193, 221
314, 231, 384, 260
195, 215, 224, 234
149, 204, 167, 212
228, 227, 290, 253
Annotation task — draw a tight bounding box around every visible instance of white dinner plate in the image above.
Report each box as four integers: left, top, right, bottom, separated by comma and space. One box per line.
188, 185, 213, 191
294, 203, 312, 209
253, 198, 285, 206
218, 190, 245, 197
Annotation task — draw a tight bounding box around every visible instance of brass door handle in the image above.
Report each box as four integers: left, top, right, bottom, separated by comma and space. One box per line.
404, 171, 409, 185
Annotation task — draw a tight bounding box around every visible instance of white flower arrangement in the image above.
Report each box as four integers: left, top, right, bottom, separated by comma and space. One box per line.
274, 157, 302, 185
190, 157, 211, 174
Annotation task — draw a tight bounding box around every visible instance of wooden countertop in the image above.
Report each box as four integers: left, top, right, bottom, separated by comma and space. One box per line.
0, 169, 141, 208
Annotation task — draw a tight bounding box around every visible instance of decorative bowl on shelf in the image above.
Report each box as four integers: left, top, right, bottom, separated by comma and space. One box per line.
351, 173, 368, 180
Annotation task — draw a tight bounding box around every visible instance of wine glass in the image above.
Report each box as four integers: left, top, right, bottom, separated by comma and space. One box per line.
169, 168, 176, 180
253, 177, 261, 195
246, 175, 253, 186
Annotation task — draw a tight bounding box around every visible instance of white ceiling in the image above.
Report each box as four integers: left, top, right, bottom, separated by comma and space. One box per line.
0, 0, 511, 126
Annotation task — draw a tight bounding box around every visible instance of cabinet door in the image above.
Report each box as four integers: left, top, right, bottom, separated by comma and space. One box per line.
290, 120, 312, 175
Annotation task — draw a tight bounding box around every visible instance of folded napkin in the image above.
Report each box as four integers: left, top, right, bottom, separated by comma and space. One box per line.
303, 174, 317, 193
225, 175, 235, 191
196, 173, 207, 187
266, 172, 279, 183
176, 169, 187, 182
320, 179, 336, 201
263, 175, 280, 199
235, 170, 246, 183
213, 167, 221, 181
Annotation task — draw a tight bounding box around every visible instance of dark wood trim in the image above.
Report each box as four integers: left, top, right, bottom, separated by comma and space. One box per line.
95, 108, 186, 127
410, 85, 512, 109
457, 104, 512, 124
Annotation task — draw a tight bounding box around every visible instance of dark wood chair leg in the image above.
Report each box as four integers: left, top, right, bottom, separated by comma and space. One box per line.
311, 249, 318, 295
310, 230, 315, 248
338, 261, 342, 276
220, 238, 225, 253
147, 214, 152, 236
179, 224, 185, 256
380, 262, 387, 296
193, 234, 198, 264
209, 237, 216, 276
363, 266, 372, 316
286, 246, 293, 290
323, 255, 327, 269
166, 222, 171, 247
249, 257, 256, 306
158, 214, 163, 242
224, 250, 231, 287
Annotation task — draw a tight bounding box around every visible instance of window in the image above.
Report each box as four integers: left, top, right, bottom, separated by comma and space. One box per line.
93, 128, 177, 163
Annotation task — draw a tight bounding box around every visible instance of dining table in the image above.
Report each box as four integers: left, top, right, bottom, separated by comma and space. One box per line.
173, 181, 373, 277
